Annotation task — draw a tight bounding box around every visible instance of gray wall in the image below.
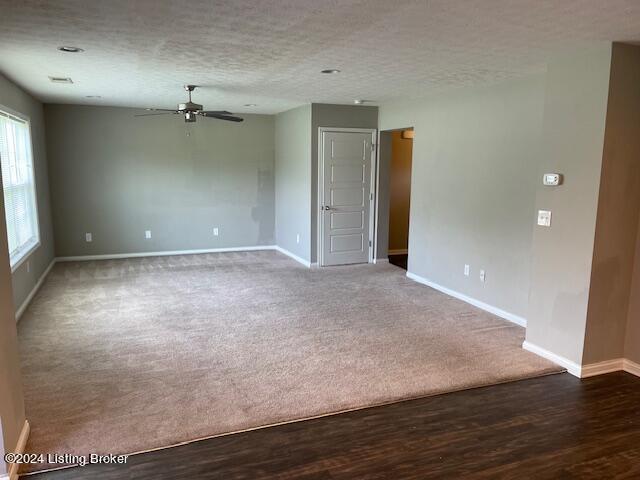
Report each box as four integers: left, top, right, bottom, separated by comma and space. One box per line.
311, 104, 378, 263
45, 105, 275, 257
379, 75, 545, 319
0, 74, 56, 313
274, 105, 312, 261
526, 44, 612, 365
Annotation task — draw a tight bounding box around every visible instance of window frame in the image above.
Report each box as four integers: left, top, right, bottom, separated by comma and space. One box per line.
0, 104, 41, 272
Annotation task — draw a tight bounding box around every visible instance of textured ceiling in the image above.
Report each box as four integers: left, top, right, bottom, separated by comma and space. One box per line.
0, 0, 639, 114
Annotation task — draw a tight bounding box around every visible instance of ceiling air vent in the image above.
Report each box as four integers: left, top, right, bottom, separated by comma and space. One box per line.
48, 76, 73, 84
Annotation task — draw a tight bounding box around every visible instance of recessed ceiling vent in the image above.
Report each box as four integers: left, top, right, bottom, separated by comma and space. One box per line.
48, 76, 73, 84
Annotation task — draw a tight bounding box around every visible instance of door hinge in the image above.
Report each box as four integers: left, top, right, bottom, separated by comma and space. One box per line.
370, 192, 374, 201
369, 240, 372, 247
371, 143, 376, 151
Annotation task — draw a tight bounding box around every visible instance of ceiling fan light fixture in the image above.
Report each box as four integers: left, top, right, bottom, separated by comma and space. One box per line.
58, 46, 84, 53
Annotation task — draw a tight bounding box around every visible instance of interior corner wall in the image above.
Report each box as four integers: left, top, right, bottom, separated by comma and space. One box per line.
582, 43, 640, 365
45, 105, 275, 257
274, 105, 312, 261
311, 104, 378, 264
525, 44, 613, 365
0, 74, 56, 313
378, 74, 545, 319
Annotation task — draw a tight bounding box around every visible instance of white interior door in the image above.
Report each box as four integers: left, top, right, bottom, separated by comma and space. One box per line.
320, 129, 375, 266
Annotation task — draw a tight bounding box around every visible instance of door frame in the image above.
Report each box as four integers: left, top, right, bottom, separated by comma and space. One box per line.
317, 127, 378, 267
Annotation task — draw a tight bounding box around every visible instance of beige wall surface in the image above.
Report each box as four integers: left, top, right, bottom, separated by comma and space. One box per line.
583, 44, 640, 364
0, 186, 25, 473
526, 44, 612, 365
0, 74, 56, 313
379, 74, 545, 319
388, 131, 412, 252
45, 105, 275, 257
275, 105, 312, 261
625, 219, 640, 364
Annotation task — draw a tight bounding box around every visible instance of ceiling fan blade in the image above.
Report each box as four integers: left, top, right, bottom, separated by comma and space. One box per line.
199, 110, 233, 115
144, 108, 179, 112
199, 112, 244, 122
134, 112, 177, 117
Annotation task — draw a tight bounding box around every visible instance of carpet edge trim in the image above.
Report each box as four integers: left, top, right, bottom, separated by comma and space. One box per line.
20, 370, 565, 476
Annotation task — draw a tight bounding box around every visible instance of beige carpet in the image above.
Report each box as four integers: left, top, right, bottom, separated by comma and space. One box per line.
18, 250, 561, 472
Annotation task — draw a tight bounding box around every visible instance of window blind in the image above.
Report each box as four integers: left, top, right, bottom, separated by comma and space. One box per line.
0, 109, 39, 268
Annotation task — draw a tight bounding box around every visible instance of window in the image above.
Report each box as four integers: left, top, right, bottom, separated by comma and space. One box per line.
0, 108, 39, 269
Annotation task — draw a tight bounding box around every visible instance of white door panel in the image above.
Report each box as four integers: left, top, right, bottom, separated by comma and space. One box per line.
320, 130, 375, 266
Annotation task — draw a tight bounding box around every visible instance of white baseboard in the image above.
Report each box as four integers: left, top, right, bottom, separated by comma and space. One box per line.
388, 249, 408, 255
15, 259, 55, 322
583, 358, 640, 378
7, 420, 29, 480
406, 271, 527, 328
522, 341, 581, 377
56, 245, 277, 262
624, 359, 640, 377
522, 342, 640, 379
580, 358, 625, 378
273, 246, 312, 268
373, 258, 389, 264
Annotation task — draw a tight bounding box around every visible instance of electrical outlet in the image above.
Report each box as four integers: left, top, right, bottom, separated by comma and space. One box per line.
145, 230, 152, 239
480, 270, 486, 283
537, 210, 552, 227
296, 233, 300, 244
213, 227, 219, 236
85, 232, 92, 243
464, 264, 470, 276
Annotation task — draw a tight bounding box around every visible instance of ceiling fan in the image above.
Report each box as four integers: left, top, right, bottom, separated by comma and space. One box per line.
135, 85, 243, 123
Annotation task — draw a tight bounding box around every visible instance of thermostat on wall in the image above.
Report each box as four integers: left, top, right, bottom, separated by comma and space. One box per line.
543, 173, 562, 186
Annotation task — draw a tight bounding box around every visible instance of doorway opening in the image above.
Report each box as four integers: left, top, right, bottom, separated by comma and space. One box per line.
375, 128, 413, 270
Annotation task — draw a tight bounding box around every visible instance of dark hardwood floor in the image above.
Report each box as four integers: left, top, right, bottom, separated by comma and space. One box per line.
388, 253, 408, 270
26, 372, 640, 479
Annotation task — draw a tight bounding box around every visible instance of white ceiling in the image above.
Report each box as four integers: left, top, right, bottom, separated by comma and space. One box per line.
1, 0, 639, 114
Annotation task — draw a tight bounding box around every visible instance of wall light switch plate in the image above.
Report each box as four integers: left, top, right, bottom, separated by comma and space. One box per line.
145, 230, 152, 239
85, 232, 92, 242
464, 264, 470, 276
537, 210, 552, 227
296, 233, 300, 244
213, 227, 219, 236
480, 270, 486, 283
543, 173, 562, 186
